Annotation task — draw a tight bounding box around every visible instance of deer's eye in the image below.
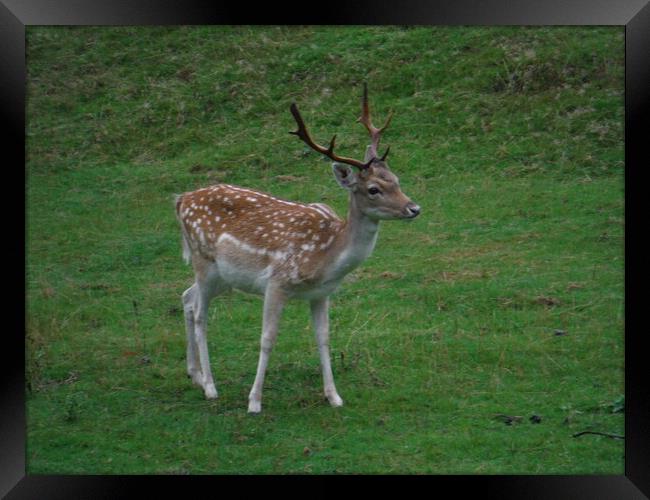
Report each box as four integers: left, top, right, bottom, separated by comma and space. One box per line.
368, 187, 381, 195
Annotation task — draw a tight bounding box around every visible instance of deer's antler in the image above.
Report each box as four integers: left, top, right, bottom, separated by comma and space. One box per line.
289, 103, 373, 170
357, 82, 393, 161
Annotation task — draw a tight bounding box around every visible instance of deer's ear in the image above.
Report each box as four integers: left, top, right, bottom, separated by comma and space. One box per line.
332, 163, 358, 190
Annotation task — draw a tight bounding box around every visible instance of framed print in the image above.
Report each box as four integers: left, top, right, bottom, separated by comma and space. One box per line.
5, 0, 648, 497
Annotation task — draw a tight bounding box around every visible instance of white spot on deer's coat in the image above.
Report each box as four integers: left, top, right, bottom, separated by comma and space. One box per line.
320, 235, 335, 250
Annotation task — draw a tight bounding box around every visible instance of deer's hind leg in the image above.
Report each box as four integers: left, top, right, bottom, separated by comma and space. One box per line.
182, 283, 202, 387
182, 271, 228, 400
248, 284, 287, 414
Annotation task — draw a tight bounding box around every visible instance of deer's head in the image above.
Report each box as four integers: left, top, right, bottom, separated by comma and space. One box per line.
290, 84, 420, 222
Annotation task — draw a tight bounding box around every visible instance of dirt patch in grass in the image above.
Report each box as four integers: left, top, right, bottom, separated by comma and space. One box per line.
427, 269, 496, 284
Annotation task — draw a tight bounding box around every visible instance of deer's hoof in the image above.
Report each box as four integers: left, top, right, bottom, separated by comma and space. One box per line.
247, 400, 262, 414
204, 383, 218, 400
327, 393, 344, 407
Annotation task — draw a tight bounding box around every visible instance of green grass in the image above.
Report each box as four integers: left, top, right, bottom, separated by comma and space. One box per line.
26, 26, 624, 474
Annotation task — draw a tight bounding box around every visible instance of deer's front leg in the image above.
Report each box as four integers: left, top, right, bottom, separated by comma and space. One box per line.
310, 297, 343, 407
248, 285, 286, 414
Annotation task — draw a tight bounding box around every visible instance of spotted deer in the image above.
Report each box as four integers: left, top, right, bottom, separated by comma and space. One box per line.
175, 84, 420, 413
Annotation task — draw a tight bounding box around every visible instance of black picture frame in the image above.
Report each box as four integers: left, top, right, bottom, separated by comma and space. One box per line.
5, 0, 648, 497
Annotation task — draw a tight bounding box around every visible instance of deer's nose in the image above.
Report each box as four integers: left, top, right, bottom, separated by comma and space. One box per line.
406, 203, 421, 218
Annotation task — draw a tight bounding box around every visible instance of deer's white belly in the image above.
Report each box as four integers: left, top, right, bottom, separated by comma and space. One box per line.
209, 231, 368, 300
215, 254, 343, 300
214, 256, 271, 295
287, 277, 344, 301
212, 234, 273, 295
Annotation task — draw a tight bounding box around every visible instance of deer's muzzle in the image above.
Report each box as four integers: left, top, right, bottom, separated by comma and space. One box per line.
404, 202, 421, 219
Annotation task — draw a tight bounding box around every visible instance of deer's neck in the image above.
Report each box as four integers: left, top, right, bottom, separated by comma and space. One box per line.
326, 194, 379, 280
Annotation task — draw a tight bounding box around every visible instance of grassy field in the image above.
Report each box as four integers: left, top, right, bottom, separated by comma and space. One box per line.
25, 26, 624, 474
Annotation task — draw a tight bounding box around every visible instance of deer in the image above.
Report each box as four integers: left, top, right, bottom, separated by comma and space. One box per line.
175, 84, 420, 414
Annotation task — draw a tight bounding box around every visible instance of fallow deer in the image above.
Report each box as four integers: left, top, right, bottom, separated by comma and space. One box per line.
175, 84, 420, 413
